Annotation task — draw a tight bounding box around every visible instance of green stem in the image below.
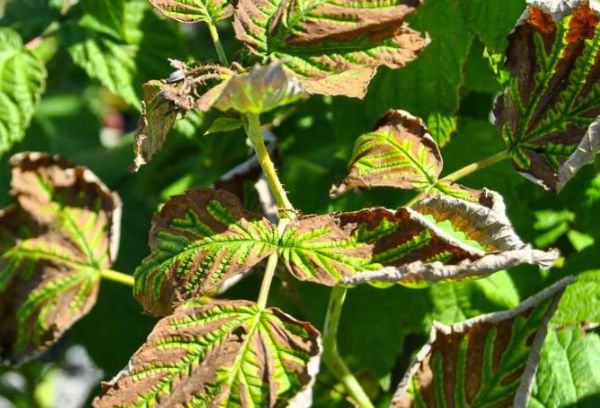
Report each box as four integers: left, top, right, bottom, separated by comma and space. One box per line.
244, 113, 295, 214
323, 286, 374, 408
441, 150, 510, 183
100, 269, 134, 286
207, 22, 229, 66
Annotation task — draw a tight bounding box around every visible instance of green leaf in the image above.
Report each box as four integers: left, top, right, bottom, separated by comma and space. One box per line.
92, 300, 321, 407
134, 189, 277, 316
0, 28, 47, 156
552, 270, 600, 328
62, 0, 187, 107
0, 153, 122, 364
233, 0, 429, 98
494, 1, 600, 191
331, 110, 443, 196
80, 0, 126, 40
149, 0, 232, 24
392, 277, 572, 408
460, 0, 526, 51
363, 0, 475, 144
530, 329, 600, 407
204, 116, 243, 135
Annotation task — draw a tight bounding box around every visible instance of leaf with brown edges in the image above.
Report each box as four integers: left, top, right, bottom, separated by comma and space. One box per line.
0, 152, 122, 364
494, 0, 600, 191
392, 277, 572, 407
233, 0, 430, 98
93, 299, 321, 408
149, 0, 232, 24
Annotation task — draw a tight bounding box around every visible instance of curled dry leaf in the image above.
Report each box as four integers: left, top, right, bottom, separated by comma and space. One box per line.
149, 0, 232, 24
331, 110, 503, 203
0, 153, 121, 364
494, 0, 600, 191
391, 277, 573, 408
233, 0, 430, 98
134, 189, 278, 316
93, 299, 321, 408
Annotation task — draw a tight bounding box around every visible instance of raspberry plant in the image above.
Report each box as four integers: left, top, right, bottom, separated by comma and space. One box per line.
0, 0, 599, 407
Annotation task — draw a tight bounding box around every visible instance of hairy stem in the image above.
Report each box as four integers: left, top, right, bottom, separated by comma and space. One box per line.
244, 113, 295, 214
441, 150, 511, 182
207, 22, 229, 66
323, 286, 374, 408
100, 269, 134, 286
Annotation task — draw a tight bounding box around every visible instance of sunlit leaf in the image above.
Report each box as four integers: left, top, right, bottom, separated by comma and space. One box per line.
134, 189, 277, 316
494, 0, 600, 191
531, 328, 600, 407
204, 116, 242, 136
233, 0, 429, 98
551, 270, 600, 327
93, 299, 321, 407
391, 277, 572, 408
0, 153, 122, 364
286, 193, 557, 287
149, 0, 232, 24
0, 28, 46, 156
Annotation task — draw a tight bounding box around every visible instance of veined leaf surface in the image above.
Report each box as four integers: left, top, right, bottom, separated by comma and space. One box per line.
149, 0, 232, 24
0, 28, 46, 156
233, 0, 429, 98
134, 189, 277, 316
0, 152, 122, 364
93, 300, 321, 408
392, 277, 572, 408
494, 0, 600, 191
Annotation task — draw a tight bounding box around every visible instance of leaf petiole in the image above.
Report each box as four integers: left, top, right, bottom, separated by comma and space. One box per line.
206, 22, 229, 66
100, 269, 134, 287
441, 149, 511, 183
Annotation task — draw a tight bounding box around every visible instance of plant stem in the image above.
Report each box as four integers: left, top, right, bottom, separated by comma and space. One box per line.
25, 28, 59, 50
100, 269, 134, 286
244, 113, 295, 214
323, 286, 374, 408
441, 150, 510, 183
207, 22, 229, 66
257, 253, 279, 309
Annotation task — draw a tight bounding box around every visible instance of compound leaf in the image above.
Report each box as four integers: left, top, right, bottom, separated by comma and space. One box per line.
392, 277, 572, 408
284, 193, 557, 287
134, 189, 277, 316
233, 0, 429, 98
0, 28, 47, 156
93, 300, 321, 408
149, 0, 232, 24
0, 152, 122, 364
530, 328, 600, 407
494, 0, 600, 191
331, 110, 443, 196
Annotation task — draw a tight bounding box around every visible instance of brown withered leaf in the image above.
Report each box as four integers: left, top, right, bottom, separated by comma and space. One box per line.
494, 0, 600, 191
281, 193, 556, 287
233, 0, 430, 98
331, 109, 443, 196
392, 277, 573, 408
93, 299, 321, 407
134, 189, 278, 316
0, 152, 122, 364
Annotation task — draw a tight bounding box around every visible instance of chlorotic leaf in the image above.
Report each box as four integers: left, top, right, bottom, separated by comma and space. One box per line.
233, 0, 430, 98
391, 277, 572, 408
531, 328, 600, 407
131, 81, 179, 172
210, 63, 306, 114
134, 189, 277, 316
0, 28, 47, 156
283, 193, 557, 286
0, 152, 122, 364
92, 300, 321, 408
149, 0, 232, 24
494, 0, 600, 191
63, 0, 187, 107
331, 110, 443, 196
